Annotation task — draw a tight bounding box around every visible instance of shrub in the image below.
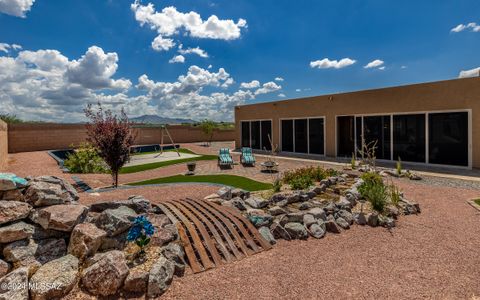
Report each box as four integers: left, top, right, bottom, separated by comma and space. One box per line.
359, 180, 387, 212
360, 172, 383, 186
289, 175, 313, 190
396, 157, 402, 175
272, 179, 282, 193
388, 183, 401, 206
64, 143, 107, 174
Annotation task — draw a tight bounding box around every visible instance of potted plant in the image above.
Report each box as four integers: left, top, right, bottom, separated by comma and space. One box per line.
127, 216, 155, 257
186, 162, 196, 175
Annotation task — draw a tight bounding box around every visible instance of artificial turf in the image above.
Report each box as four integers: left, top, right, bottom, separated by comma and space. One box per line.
127, 174, 273, 191
119, 154, 217, 174
132, 148, 196, 156
475, 198, 480, 206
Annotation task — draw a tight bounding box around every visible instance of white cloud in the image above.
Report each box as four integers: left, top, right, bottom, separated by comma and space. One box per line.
240, 80, 260, 89
255, 81, 281, 95
275, 77, 284, 82
295, 89, 301, 92
131, 1, 247, 51
207, 64, 212, 69
310, 58, 356, 69
278, 93, 286, 97
178, 46, 209, 58
459, 67, 480, 78
451, 22, 480, 33
401, 65, 407, 69
169, 55, 185, 64
378, 66, 385, 70
0, 0, 35, 17
364, 59, 384, 69
0, 42, 22, 53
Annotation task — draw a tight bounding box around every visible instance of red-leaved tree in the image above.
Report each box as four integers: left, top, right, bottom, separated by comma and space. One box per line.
84, 103, 136, 187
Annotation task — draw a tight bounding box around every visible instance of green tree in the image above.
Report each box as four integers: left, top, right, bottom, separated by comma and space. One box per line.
200, 119, 215, 146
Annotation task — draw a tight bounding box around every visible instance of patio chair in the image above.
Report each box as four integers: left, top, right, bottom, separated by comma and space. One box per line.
240, 147, 256, 166
218, 148, 234, 168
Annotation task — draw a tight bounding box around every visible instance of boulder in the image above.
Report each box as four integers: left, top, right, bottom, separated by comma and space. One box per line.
0, 178, 16, 191
0, 222, 34, 244
336, 197, 352, 210
0, 201, 32, 225
367, 213, 379, 227
161, 243, 185, 277
88, 196, 151, 214
284, 222, 308, 240
68, 223, 106, 260
354, 212, 367, 225
3, 238, 67, 271
222, 197, 246, 211
81, 250, 129, 296
0, 267, 28, 300
0, 174, 27, 190
31, 225, 68, 241
324, 202, 337, 214
298, 202, 313, 210
245, 196, 269, 209
147, 255, 175, 298
335, 217, 350, 229
217, 187, 232, 200
248, 214, 273, 228
99, 232, 128, 251
123, 270, 148, 293
312, 184, 327, 194
24, 176, 78, 207
95, 206, 137, 237
231, 188, 249, 200
309, 223, 325, 239
30, 204, 88, 232
268, 206, 287, 216
1, 189, 24, 201
0, 260, 10, 277
385, 205, 399, 219
258, 226, 276, 245
378, 215, 396, 228
270, 221, 290, 240
286, 192, 302, 204
336, 210, 354, 225
280, 212, 305, 225
152, 224, 178, 247
302, 214, 316, 227
30, 254, 79, 300
325, 218, 341, 234
269, 193, 286, 203
306, 191, 317, 199
149, 214, 172, 229
308, 207, 326, 221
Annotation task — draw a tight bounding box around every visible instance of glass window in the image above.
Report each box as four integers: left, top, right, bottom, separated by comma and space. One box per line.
281, 120, 294, 152
393, 114, 426, 163
294, 119, 308, 153
241, 121, 250, 148
261, 120, 272, 151
363, 116, 391, 160
309, 118, 324, 155
250, 121, 261, 149
355, 116, 362, 156
429, 112, 468, 166
337, 116, 355, 157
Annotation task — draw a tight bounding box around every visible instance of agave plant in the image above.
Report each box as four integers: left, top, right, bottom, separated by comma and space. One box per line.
127, 216, 155, 255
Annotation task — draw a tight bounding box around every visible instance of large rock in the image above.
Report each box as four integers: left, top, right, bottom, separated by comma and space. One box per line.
30, 254, 79, 300
308, 207, 326, 221
325, 218, 341, 234
99, 231, 128, 251
0, 201, 32, 225
123, 270, 149, 293
231, 188, 249, 200
268, 206, 287, 216
222, 197, 247, 211
81, 250, 129, 296
0, 189, 24, 201
270, 221, 291, 240
309, 223, 326, 239
0, 222, 34, 243
24, 176, 78, 207
161, 243, 185, 277
152, 224, 178, 247
336, 210, 354, 225
335, 217, 350, 229
30, 204, 88, 232
147, 255, 175, 298
258, 226, 276, 245
0, 178, 16, 191
31, 225, 68, 241
367, 213, 379, 227
68, 223, 106, 260
354, 212, 367, 225
95, 206, 136, 237
284, 222, 308, 240
0, 260, 10, 277
280, 212, 305, 225
245, 196, 269, 209
248, 214, 273, 228
0, 267, 28, 300
0, 173, 27, 190
217, 187, 232, 200
303, 214, 316, 227
89, 196, 151, 214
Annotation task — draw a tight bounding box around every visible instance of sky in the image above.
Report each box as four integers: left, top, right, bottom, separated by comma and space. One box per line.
0, 0, 479, 122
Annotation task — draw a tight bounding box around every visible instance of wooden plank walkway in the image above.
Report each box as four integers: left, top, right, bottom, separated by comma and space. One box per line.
160, 198, 272, 273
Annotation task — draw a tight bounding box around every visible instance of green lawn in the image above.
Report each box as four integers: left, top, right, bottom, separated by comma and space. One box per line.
132, 148, 196, 156
120, 154, 217, 174
127, 174, 272, 191
475, 198, 480, 206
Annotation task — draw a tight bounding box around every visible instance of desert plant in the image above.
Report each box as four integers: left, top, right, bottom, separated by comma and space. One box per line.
84, 103, 136, 187
64, 143, 107, 173
127, 216, 155, 255
200, 119, 215, 146
272, 178, 282, 193
388, 183, 401, 206
0, 113, 23, 124
360, 171, 383, 186
289, 175, 313, 190
357, 138, 378, 169
359, 180, 387, 212
351, 153, 356, 170
396, 157, 402, 175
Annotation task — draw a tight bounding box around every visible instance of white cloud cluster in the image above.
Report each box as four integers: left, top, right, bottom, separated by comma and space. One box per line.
0, 42, 22, 53
0, 0, 35, 17
240, 80, 260, 89
169, 55, 185, 64
458, 67, 480, 78
178, 46, 209, 58
255, 81, 281, 95
274, 77, 284, 81
131, 1, 247, 51
364, 59, 384, 69
451, 22, 480, 33
310, 58, 356, 69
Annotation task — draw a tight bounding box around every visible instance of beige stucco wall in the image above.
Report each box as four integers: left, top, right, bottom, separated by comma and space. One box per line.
8, 124, 235, 153
235, 77, 480, 168
0, 120, 7, 171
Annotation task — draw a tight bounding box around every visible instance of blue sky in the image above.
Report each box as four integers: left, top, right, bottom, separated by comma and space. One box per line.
0, 0, 479, 122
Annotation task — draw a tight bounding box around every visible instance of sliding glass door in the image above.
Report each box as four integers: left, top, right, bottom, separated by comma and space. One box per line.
281, 117, 325, 154
241, 121, 250, 148
261, 120, 272, 151
240, 120, 272, 150
393, 114, 425, 163
309, 118, 324, 155
337, 116, 355, 157
294, 119, 308, 153
429, 112, 468, 166
281, 120, 294, 152
363, 115, 391, 160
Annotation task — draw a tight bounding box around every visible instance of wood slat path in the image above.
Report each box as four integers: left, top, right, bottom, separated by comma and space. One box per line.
160, 198, 272, 273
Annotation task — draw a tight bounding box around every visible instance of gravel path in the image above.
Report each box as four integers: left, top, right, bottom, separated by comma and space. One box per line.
158, 181, 480, 300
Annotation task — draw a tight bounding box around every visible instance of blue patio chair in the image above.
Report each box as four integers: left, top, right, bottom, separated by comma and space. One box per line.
218, 148, 234, 168
240, 147, 256, 166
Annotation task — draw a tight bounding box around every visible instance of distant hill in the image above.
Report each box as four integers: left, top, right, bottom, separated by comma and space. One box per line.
130, 115, 196, 124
